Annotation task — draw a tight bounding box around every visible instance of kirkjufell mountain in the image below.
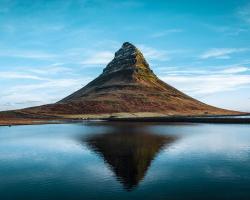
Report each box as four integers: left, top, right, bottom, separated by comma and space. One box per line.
25, 42, 237, 116
0, 42, 241, 124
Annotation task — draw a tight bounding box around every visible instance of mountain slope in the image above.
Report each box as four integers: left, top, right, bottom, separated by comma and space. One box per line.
22, 42, 239, 116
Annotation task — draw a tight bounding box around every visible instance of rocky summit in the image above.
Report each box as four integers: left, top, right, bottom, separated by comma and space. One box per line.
21, 42, 239, 117
103, 42, 151, 75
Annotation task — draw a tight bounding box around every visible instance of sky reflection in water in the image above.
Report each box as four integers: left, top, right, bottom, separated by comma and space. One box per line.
0, 123, 250, 200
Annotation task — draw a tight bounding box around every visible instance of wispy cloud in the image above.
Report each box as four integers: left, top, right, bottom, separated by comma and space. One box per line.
81, 51, 114, 65
0, 50, 58, 60
157, 66, 250, 76
138, 45, 170, 61
0, 64, 92, 110
0, 65, 74, 81
0, 72, 48, 80
158, 65, 250, 96
161, 74, 250, 95
6, 79, 84, 93
150, 29, 183, 38
220, 66, 249, 74
28, 66, 72, 75
81, 44, 172, 64
0, 78, 90, 111
205, 24, 248, 36
238, 3, 250, 24
200, 48, 248, 59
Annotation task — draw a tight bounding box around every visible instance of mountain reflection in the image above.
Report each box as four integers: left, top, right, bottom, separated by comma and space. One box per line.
84, 124, 177, 190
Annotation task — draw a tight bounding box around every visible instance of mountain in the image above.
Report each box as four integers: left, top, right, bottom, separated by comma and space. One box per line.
22, 42, 238, 117
0, 42, 241, 124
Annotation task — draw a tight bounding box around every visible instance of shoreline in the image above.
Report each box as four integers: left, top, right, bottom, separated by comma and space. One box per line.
105, 116, 250, 124
0, 114, 250, 126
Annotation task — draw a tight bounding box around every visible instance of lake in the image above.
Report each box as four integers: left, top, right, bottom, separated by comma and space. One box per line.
0, 122, 250, 200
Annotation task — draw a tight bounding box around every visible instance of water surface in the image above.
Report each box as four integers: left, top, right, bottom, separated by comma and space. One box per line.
0, 122, 250, 200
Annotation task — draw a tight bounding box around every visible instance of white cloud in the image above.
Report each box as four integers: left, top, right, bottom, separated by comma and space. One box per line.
0, 66, 82, 111
81, 51, 114, 65
151, 29, 183, 38
0, 78, 90, 111
81, 44, 171, 64
0, 72, 48, 80
9, 79, 82, 92
35, 24, 65, 32
156, 65, 250, 111
204, 24, 248, 36
220, 66, 249, 74
138, 45, 170, 61
0, 65, 73, 81
157, 65, 250, 75
200, 48, 248, 59
160, 74, 250, 95
0, 49, 58, 60
28, 66, 72, 75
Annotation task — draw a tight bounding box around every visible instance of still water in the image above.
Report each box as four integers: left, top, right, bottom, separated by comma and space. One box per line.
0, 122, 250, 200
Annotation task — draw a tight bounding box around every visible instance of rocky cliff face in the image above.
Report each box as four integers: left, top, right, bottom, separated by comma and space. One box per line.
23, 42, 239, 116
103, 42, 151, 75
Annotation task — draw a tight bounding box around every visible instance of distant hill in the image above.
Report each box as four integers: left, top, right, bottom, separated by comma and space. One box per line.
0, 42, 242, 124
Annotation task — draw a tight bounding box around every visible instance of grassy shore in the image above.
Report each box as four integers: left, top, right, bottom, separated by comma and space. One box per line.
0, 111, 249, 126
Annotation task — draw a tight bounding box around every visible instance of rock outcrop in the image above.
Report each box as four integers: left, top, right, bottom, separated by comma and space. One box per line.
103, 42, 151, 75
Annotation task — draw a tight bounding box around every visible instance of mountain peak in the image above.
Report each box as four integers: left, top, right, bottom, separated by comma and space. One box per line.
103, 42, 150, 75
122, 41, 136, 49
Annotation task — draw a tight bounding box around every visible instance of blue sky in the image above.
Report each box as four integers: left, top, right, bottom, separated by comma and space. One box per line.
0, 0, 250, 112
